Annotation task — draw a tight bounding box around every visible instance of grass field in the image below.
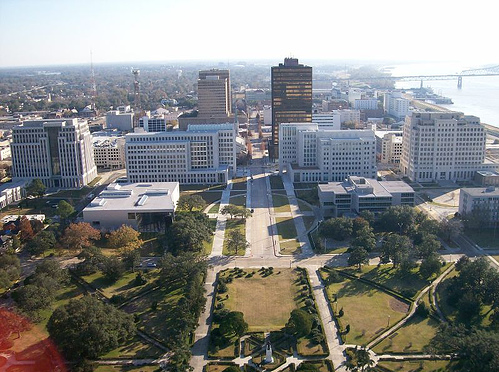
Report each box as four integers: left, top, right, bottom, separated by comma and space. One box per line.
465, 228, 499, 248
223, 219, 246, 256
101, 336, 164, 359
269, 175, 285, 189
295, 189, 319, 206
222, 269, 301, 332
377, 360, 454, 372
179, 191, 223, 205
94, 366, 160, 372
322, 271, 409, 345
202, 218, 218, 255
373, 315, 440, 354
279, 239, 301, 255
302, 216, 316, 231
82, 270, 159, 299
272, 194, 291, 213
208, 202, 220, 214
232, 177, 247, 191
204, 363, 238, 372
276, 217, 298, 240
297, 199, 313, 212
229, 194, 247, 207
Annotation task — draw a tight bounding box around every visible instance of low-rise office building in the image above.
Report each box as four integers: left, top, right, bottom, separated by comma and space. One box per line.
125, 123, 236, 185
375, 130, 403, 164
319, 176, 415, 217
459, 187, 499, 225
279, 123, 376, 183
83, 182, 179, 232
106, 109, 134, 131
0, 180, 26, 209
92, 133, 126, 170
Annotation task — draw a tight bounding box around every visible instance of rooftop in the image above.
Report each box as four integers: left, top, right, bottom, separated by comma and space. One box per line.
84, 182, 179, 213
319, 177, 414, 197
461, 187, 499, 197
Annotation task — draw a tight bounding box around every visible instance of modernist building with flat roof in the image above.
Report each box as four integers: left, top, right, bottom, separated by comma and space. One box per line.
11, 118, 97, 189
384, 92, 410, 120
106, 109, 134, 131
279, 123, 376, 183
459, 186, 499, 225
318, 176, 415, 217
125, 123, 236, 185
271, 58, 312, 157
83, 182, 179, 232
401, 111, 498, 182
375, 130, 403, 164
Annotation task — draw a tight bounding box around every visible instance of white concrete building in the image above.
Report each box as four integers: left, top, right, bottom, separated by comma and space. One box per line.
384, 92, 410, 120
354, 98, 379, 110
401, 112, 498, 182
83, 182, 179, 232
11, 118, 97, 189
318, 176, 415, 217
125, 123, 236, 185
263, 106, 272, 125
106, 110, 134, 131
92, 134, 126, 170
0, 180, 26, 209
312, 113, 341, 130
279, 123, 376, 183
375, 130, 403, 165
332, 109, 361, 124
459, 187, 499, 225
139, 115, 170, 132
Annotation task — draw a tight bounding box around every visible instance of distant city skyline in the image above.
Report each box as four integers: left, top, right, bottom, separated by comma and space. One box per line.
0, 0, 497, 68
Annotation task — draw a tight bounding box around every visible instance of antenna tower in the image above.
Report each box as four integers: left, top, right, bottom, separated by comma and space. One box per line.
132, 68, 141, 111
90, 51, 97, 109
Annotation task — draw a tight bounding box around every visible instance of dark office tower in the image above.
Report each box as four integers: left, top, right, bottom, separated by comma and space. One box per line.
271, 58, 312, 158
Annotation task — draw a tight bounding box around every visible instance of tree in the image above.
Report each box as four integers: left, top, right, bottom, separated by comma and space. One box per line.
107, 225, 143, 251
319, 217, 353, 241
221, 204, 240, 219
102, 257, 125, 282
34, 259, 69, 285
352, 217, 370, 235
219, 311, 248, 337
415, 233, 440, 259
47, 296, 135, 361
348, 247, 369, 270
380, 234, 412, 267
168, 213, 212, 254
226, 230, 249, 255
350, 227, 376, 252
57, 200, 74, 220
122, 249, 141, 271
13, 284, 54, 317
286, 309, 313, 337
439, 218, 463, 242
19, 216, 34, 242
377, 205, 417, 234
11, 235, 21, 252
177, 194, 207, 212
60, 222, 100, 252
0, 308, 30, 345
0, 254, 21, 288
359, 210, 374, 226
419, 253, 442, 279
346, 347, 375, 372
25, 230, 57, 256
26, 178, 46, 199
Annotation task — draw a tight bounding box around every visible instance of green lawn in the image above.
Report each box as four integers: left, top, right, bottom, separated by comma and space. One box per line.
208, 202, 220, 214
223, 219, 246, 256
279, 239, 301, 255
221, 269, 301, 332
322, 271, 410, 345
269, 175, 285, 189
272, 194, 291, 213
377, 360, 454, 372
373, 315, 440, 354
94, 366, 160, 372
297, 199, 313, 212
295, 189, 319, 206
202, 219, 218, 255
51, 187, 92, 199
179, 191, 223, 205
302, 216, 316, 231
81, 270, 159, 299
229, 194, 247, 207
232, 177, 247, 191
101, 336, 163, 359
88, 176, 102, 187
276, 217, 298, 240
465, 228, 499, 248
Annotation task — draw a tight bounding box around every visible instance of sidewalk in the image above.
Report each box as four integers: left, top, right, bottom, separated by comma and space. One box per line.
210, 182, 232, 257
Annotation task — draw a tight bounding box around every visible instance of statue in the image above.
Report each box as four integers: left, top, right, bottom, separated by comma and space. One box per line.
265, 341, 273, 364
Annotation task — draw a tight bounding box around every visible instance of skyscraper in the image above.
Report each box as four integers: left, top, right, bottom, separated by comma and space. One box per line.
11, 118, 97, 189
271, 58, 312, 158
197, 69, 231, 119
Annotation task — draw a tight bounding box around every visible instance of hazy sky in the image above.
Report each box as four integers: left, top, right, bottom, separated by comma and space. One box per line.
0, 0, 497, 68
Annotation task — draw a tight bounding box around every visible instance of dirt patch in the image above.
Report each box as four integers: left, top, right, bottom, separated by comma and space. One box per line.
389, 298, 409, 313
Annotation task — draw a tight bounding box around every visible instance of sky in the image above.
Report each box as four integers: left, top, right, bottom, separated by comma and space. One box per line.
0, 0, 498, 68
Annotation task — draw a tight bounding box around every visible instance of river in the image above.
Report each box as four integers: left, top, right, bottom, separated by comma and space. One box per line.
388, 62, 499, 128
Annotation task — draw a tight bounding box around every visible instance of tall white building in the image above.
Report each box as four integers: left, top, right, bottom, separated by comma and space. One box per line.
312, 113, 341, 130
279, 123, 377, 182
384, 92, 410, 120
106, 109, 134, 131
354, 98, 379, 110
401, 112, 497, 182
11, 118, 97, 189
125, 123, 236, 185
375, 131, 403, 164
139, 115, 170, 132
92, 133, 126, 170
332, 109, 361, 125
459, 187, 499, 225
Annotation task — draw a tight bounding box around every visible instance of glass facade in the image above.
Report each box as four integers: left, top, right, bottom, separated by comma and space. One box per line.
271, 58, 312, 157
